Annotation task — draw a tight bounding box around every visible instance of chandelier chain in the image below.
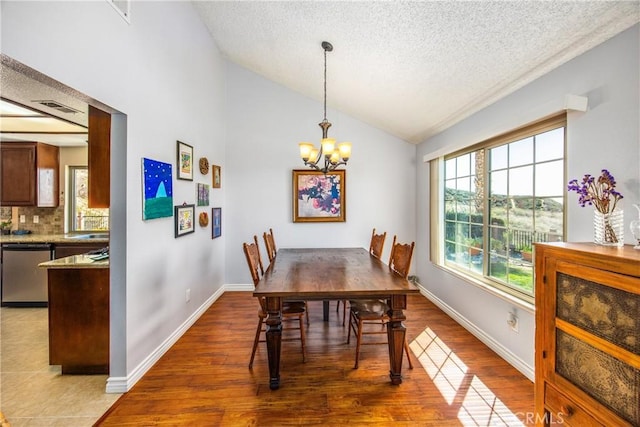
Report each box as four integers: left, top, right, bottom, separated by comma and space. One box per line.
323, 46, 327, 121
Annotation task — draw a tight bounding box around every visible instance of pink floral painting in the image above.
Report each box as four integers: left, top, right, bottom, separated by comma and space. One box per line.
293, 170, 346, 222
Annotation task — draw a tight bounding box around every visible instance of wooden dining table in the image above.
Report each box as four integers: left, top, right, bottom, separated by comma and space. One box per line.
253, 247, 420, 390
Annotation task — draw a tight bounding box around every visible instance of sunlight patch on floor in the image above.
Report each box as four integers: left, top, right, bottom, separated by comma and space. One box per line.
409, 326, 525, 426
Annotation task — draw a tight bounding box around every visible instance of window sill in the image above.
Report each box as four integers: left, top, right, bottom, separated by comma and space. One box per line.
432, 263, 535, 314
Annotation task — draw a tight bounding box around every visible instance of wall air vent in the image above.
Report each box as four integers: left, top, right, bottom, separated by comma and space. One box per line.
107, 0, 130, 23
32, 100, 82, 114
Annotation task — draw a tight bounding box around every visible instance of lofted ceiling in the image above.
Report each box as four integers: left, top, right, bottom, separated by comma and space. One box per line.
1, 2, 638, 147
192, 0, 639, 144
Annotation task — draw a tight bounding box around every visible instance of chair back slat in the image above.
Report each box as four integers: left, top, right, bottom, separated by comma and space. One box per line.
369, 228, 386, 259
263, 228, 277, 262
388, 235, 415, 279
243, 235, 264, 286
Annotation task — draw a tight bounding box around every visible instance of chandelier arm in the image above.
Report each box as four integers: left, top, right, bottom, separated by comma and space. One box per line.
305, 162, 321, 171
327, 161, 347, 172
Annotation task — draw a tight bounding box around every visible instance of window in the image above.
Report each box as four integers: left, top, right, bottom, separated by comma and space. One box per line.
68, 166, 109, 232
438, 115, 565, 303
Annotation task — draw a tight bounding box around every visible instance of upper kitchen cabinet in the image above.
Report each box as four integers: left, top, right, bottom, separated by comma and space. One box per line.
88, 105, 110, 208
0, 141, 59, 207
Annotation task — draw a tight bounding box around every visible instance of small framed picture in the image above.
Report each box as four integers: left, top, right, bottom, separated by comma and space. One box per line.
174, 204, 195, 237
212, 207, 221, 238
177, 140, 193, 181
196, 183, 210, 206
212, 165, 221, 188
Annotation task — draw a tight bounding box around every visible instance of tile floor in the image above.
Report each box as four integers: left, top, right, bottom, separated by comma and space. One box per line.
0, 307, 121, 426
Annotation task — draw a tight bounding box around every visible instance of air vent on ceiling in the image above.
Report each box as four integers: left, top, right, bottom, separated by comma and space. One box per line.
108, 0, 130, 23
32, 100, 82, 114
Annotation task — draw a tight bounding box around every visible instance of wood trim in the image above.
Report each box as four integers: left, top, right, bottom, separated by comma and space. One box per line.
88, 105, 111, 208
429, 158, 440, 264
445, 112, 567, 159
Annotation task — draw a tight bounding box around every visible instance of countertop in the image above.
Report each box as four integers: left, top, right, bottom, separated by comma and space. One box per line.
39, 254, 109, 269
0, 233, 109, 244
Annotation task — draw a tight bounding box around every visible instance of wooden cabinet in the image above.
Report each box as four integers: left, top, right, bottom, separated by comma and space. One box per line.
47, 267, 109, 374
88, 105, 110, 208
54, 243, 106, 259
534, 242, 640, 427
0, 142, 59, 207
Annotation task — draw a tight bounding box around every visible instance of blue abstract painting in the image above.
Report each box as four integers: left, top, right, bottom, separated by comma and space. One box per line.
142, 158, 173, 220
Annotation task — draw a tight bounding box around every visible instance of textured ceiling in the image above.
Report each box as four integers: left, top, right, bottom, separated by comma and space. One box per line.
192, 1, 639, 144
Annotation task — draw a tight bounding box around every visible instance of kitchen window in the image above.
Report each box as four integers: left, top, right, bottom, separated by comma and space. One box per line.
68, 166, 109, 232
431, 114, 566, 304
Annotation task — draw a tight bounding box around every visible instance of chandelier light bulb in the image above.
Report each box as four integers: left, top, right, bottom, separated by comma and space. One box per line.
338, 142, 351, 161
299, 142, 314, 161
321, 138, 336, 156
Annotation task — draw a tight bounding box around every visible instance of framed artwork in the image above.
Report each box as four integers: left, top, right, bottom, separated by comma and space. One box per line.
174, 204, 195, 237
292, 169, 346, 222
142, 158, 173, 220
212, 207, 221, 238
176, 140, 193, 181
212, 165, 221, 188
196, 183, 210, 206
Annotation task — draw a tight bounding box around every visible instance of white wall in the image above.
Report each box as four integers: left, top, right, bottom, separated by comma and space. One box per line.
1, 1, 226, 388
1, 1, 416, 390
415, 24, 640, 379
224, 62, 417, 284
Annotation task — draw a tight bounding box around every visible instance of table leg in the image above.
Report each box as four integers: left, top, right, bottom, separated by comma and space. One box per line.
387, 295, 408, 385
323, 300, 329, 321
265, 296, 282, 390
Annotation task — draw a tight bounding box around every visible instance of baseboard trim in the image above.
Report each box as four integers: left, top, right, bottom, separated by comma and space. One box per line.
223, 283, 255, 291
106, 285, 233, 393
417, 285, 534, 382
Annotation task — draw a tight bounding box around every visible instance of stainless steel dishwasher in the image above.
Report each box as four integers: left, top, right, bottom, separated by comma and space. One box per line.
1, 243, 53, 306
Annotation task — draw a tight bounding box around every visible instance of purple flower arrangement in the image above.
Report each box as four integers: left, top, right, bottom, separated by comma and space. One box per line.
567, 169, 623, 214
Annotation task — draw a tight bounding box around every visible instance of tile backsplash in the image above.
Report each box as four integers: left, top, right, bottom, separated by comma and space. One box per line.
1, 193, 66, 234
0, 207, 11, 227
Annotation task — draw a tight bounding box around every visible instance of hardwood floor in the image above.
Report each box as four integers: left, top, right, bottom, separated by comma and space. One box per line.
95, 292, 534, 426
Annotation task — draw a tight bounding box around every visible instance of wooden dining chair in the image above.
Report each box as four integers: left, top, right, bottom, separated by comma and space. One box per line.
337, 228, 387, 325
369, 228, 387, 259
243, 235, 307, 368
263, 228, 277, 263
346, 235, 414, 369
264, 228, 310, 325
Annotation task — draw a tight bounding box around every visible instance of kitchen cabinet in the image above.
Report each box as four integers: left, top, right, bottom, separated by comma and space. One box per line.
47, 265, 109, 374
88, 105, 110, 208
0, 142, 59, 207
534, 242, 639, 426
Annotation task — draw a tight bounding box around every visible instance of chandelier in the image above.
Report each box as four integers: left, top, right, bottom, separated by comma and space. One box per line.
298, 41, 352, 174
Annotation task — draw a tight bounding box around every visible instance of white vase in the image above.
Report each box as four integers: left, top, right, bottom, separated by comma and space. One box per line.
593, 209, 624, 247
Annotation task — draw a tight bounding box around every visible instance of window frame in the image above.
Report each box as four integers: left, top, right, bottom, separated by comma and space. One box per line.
431, 113, 567, 305
67, 165, 109, 233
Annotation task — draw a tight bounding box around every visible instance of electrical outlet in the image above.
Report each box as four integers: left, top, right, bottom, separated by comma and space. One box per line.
33, 215, 39, 224
186, 289, 191, 303
19, 215, 26, 223
507, 311, 519, 333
